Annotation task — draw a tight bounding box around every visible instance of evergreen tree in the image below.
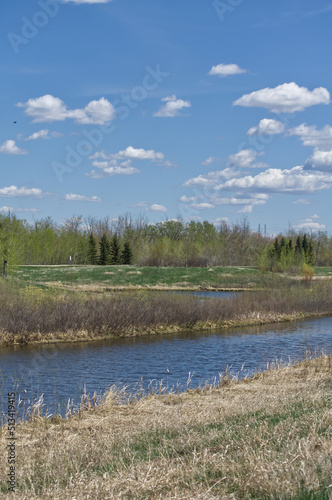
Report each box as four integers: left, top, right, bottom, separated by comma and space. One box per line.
274, 238, 280, 258
110, 234, 120, 265
121, 241, 132, 265
87, 233, 98, 265
302, 234, 309, 256
295, 235, 302, 255
98, 233, 110, 265
306, 240, 315, 266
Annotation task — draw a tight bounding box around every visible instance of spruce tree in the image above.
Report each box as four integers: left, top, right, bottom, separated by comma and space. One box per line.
295, 235, 302, 255
110, 234, 120, 265
98, 233, 110, 265
87, 233, 98, 265
302, 234, 309, 257
121, 241, 132, 265
306, 241, 315, 266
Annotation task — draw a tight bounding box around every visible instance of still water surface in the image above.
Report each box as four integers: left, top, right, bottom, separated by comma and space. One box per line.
1, 314, 331, 417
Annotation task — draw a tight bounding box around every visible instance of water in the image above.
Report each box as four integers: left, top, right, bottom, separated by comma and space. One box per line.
0, 318, 332, 420
1, 315, 331, 418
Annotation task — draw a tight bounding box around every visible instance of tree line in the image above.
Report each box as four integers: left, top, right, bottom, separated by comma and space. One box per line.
0, 212, 332, 268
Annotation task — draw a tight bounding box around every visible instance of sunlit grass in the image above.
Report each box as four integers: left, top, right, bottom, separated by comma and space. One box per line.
0, 354, 330, 499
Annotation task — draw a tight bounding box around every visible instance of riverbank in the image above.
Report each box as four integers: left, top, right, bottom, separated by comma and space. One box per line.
1, 354, 330, 498
1, 280, 332, 346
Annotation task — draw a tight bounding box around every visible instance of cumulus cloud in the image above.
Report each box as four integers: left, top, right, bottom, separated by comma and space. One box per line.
247, 118, 286, 136
18, 94, 115, 125
227, 149, 268, 169
189, 202, 215, 210
154, 95, 191, 117
233, 82, 330, 113
87, 159, 140, 178
0, 206, 14, 213
0, 186, 49, 198
305, 149, 332, 172
208, 63, 246, 77
215, 166, 332, 194
201, 156, 219, 166
150, 204, 167, 212
25, 129, 63, 141
183, 168, 241, 188
64, 193, 102, 202
91, 147, 164, 162
237, 205, 253, 213
288, 124, 332, 149
0, 140, 28, 155
293, 218, 326, 231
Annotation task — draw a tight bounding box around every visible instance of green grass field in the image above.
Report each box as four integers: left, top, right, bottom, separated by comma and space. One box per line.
13, 265, 332, 291
14, 265, 265, 290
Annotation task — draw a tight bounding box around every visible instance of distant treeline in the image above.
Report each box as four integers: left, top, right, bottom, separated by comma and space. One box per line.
1, 212, 332, 268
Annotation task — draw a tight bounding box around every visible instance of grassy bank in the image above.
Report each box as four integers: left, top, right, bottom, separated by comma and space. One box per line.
0, 354, 331, 498
14, 265, 275, 291
1, 280, 332, 345
13, 265, 332, 292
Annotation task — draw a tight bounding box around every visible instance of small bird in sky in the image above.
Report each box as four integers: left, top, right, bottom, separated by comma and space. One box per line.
13, 121, 17, 124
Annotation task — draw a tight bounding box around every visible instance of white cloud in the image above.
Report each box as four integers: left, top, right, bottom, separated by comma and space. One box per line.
237, 205, 253, 213
0, 140, 28, 155
0, 206, 14, 213
154, 95, 191, 117
293, 218, 326, 231
201, 156, 219, 166
288, 124, 332, 149
129, 201, 148, 208
210, 217, 230, 225
25, 129, 63, 141
208, 63, 246, 77
233, 82, 330, 113
87, 159, 140, 179
180, 195, 196, 203
227, 149, 267, 169
90, 146, 164, 162
293, 198, 313, 205
183, 168, 241, 187
18, 95, 115, 124
305, 149, 332, 172
17, 208, 41, 213
215, 166, 332, 194
0, 186, 49, 198
150, 204, 167, 212
189, 202, 215, 210
212, 195, 268, 206
64, 193, 102, 202
247, 118, 286, 136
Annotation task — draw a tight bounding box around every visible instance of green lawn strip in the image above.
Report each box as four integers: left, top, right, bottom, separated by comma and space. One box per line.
15, 265, 269, 289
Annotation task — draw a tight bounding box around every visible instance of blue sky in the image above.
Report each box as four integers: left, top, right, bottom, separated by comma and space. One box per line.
1, 0, 332, 234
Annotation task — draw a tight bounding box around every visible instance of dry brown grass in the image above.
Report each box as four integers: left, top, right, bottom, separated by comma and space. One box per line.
0, 354, 331, 499
1, 280, 332, 346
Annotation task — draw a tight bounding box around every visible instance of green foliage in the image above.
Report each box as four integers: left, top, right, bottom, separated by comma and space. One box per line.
109, 234, 121, 265
87, 234, 98, 265
0, 212, 331, 268
266, 234, 316, 273
98, 234, 110, 265
121, 241, 132, 265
